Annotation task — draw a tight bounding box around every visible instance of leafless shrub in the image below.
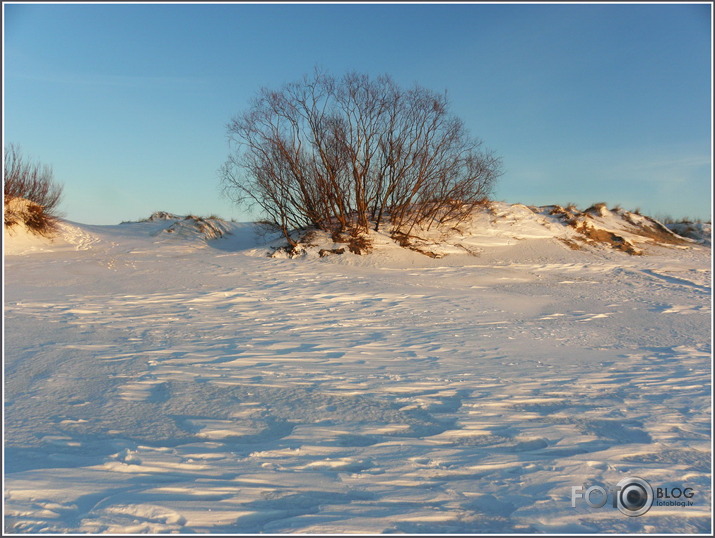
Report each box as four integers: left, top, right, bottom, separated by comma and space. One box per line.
4, 144, 64, 235
23, 202, 60, 236
221, 69, 502, 250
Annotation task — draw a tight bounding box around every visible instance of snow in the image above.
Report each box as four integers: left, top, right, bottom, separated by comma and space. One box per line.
3, 206, 712, 533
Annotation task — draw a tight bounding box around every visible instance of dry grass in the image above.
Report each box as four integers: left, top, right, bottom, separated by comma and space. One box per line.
574, 222, 642, 255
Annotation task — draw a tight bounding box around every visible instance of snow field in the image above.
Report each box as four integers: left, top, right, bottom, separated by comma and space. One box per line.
3, 214, 712, 533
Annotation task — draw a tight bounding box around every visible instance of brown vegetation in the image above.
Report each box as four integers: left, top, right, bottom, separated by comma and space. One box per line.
4, 144, 64, 236
574, 222, 642, 255
546, 202, 691, 255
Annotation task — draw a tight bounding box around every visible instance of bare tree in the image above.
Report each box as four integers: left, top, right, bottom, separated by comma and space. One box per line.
4, 144, 64, 235
221, 70, 501, 251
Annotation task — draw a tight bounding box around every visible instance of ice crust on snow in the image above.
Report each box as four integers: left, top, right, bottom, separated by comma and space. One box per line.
3, 203, 712, 533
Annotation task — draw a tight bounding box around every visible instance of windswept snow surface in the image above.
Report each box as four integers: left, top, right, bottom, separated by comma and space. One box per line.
3, 209, 712, 534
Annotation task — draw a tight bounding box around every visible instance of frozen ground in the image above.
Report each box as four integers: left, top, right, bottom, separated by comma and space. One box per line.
3, 206, 712, 534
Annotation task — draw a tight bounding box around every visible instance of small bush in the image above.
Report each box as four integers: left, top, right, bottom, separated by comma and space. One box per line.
4, 144, 64, 236
4, 208, 18, 228
23, 202, 60, 236
330, 229, 373, 255
347, 233, 372, 255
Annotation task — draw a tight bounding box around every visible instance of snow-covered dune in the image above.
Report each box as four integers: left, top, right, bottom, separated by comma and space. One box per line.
260, 202, 704, 261
4, 206, 711, 533
3, 216, 99, 256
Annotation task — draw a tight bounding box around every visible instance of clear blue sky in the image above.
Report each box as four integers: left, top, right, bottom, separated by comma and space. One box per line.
3, 2, 712, 224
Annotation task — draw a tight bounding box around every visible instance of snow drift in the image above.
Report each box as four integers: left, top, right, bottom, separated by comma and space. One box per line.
4, 202, 712, 533
4, 211, 238, 256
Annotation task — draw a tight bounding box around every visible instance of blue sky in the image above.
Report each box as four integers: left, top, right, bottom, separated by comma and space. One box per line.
3, 2, 712, 224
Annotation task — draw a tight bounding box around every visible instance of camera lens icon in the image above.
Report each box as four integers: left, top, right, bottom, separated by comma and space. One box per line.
616, 477, 653, 517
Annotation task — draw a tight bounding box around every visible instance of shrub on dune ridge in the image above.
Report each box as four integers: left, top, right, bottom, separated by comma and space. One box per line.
221, 69, 502, 253
4, 144, 64, 236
